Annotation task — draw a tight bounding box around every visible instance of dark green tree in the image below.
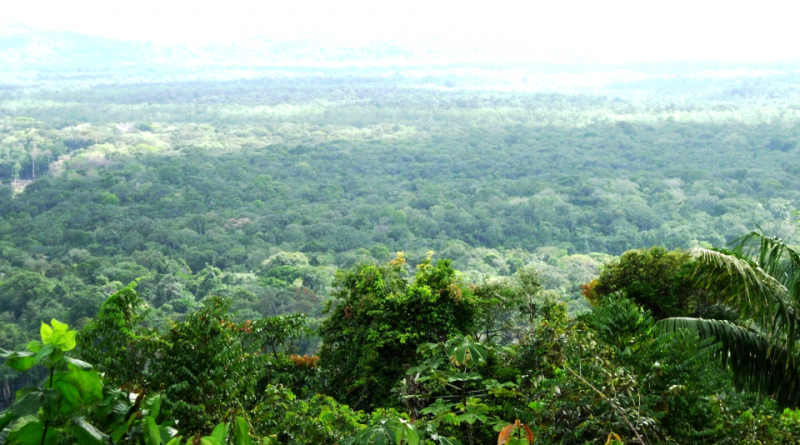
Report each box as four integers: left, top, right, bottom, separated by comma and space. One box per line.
149, 297, 268, 435
583, 246, 697, 319
318, 254, 477, 411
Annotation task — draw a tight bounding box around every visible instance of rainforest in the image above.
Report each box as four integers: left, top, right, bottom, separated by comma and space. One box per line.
3, 22, 800, 444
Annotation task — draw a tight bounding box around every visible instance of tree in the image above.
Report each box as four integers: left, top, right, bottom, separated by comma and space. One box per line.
0, 271, 54, 319
77, 282, 158, 391
148, 297, 269, 434
658, 231, 800, 408
582, 246, 697, 319
318, 253, 477, 411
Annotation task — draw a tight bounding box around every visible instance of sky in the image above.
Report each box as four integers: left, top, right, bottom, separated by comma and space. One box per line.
2, 0, 799, 62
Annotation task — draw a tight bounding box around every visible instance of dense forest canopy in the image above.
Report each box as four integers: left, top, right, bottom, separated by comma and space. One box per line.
2, 28, 800, 444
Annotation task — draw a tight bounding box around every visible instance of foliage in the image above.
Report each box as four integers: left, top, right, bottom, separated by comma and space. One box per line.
142, 298, 268, 434
0, 319, 105, 445
405, 335, 515, 445
517, 296, 741, 443
78, 287, 312, 436
251, 384, 365, 445
76, 282, 159, 391
583, 246, 698, 319
6, 54, 800, 444
3, 63, 800, 373
318, 254, 478, 411
658, 231, 800, 409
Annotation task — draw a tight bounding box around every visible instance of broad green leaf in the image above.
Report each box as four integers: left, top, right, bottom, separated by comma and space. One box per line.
158, 423, 178, 445
233, 417, 252, 445
201, 437, 224, 445
54, 380, 82, 413
60, 330, 78, 352
165, 436, 183, 445
14, 386, 40, 399
445, 336, 487, 367
10, 389, 58, 418
110, 422, 130, 443
455, 402, 489, 425
397, 425, 419, 445
4, 351, 35, 372
5, 421, 57, 445
0, 411, 15, 431
51, 319, 69, 336
40, 320, 77, 352
40, 323, 54, 345
210, 422, 228, 443
34, 345, 55, 364
144, 394, 162, 419
63, 357, 93, 370
145, 416, 162, 445
419, 399, 454, 416
71, 416, 108, 445
52, 369, 103, 413
26, 341, 43, 353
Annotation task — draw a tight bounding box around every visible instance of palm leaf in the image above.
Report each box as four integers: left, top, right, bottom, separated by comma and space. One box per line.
690, 247, 800, 361
657, 317, 800, 408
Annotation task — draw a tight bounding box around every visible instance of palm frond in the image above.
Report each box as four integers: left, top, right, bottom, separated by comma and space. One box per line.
690, 247, 800, 360
690, 248, 788, 323
657, 317, 800, 408
733, 230, 800, 305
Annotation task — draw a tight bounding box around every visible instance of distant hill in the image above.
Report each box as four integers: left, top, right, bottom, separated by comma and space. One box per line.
0, 23, 584, 75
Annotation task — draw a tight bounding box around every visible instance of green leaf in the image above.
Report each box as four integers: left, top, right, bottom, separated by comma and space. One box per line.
40, 323, 54, 345
165, 436, 183, 445
26, 341, 43, 353
160, 425, 178, 445
71, 416, 109, 445
5, 421, 56, 445
657, 316, 800, 408
0, 411, 15, 431
419, 399, 455, 416
445, 335, 487, 367
40, 320, 77, 352
144, 394, 162, 419
52, 369, 103, 413
145, 416, 162, 445
397, 424, 419, 445
63, 357, 93, 370
233, 417, 252, 445
446, 372, 481, 383
455, 402, 489, 425
110, 422, 130, 443
9, 389, 58, 418
201, 437, 224, 445
60, 330, 77, 352
429, 435, 462, 445
4, 352, 35, 372
51, 319, 69, 335
210, 422, 228, 443
34, 345, 55, 364
54, 380, 82, 414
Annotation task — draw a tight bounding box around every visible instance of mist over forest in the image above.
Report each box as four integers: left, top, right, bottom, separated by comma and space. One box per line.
3, 13, 800, 444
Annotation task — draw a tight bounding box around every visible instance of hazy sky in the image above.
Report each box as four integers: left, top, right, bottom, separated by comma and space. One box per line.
2, 0, 798, 62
